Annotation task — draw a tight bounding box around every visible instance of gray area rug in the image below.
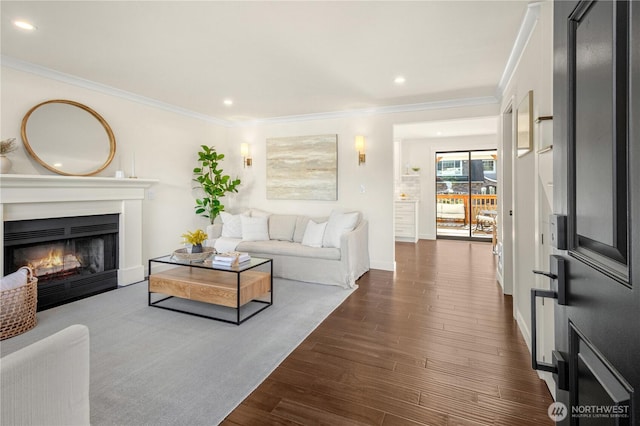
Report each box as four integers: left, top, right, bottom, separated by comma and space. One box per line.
0, 279, 355, 425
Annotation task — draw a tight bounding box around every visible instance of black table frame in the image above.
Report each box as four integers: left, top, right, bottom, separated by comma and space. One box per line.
148, 256, 273, 325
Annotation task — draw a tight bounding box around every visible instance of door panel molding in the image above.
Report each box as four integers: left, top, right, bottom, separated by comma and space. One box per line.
569, 321, 633, 424
567, 0, 630, 286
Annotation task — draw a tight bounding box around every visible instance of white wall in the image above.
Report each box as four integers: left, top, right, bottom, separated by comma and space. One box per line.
498, 1, 554, 396
1, 65, 500, 273
229, 116, 395, 269
229, 104, 499, 271
0, 67, 230, 271
400, 134, 497, 239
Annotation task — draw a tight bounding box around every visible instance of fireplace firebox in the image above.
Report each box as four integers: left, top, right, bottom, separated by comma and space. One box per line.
3, 214, 119, 310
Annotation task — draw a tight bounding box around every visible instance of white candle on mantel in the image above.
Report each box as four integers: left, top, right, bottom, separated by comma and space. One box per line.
131, 152, 136, 178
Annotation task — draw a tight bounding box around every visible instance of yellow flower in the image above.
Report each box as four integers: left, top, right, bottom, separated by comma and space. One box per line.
181, 229, 208, 245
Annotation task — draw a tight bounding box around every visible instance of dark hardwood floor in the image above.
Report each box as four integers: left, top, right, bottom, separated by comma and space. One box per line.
223, 239, 554, 425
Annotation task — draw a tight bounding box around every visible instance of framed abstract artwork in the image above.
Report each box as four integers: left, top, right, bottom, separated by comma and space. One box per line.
266, 134, 338, 200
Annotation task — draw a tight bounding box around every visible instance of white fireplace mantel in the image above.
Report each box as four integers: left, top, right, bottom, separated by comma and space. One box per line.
1, 174, 158, 285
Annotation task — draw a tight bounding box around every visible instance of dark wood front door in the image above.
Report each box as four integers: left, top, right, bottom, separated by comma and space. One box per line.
548, 0, 639, 424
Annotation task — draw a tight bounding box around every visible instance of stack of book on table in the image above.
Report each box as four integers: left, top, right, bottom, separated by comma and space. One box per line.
211, 251, 251, 267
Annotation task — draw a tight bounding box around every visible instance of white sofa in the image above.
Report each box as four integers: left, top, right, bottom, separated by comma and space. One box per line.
1, 324, 90, 426
206, 209, 370, 289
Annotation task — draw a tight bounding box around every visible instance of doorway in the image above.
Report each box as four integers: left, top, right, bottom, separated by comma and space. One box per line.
435, 149, 498, 241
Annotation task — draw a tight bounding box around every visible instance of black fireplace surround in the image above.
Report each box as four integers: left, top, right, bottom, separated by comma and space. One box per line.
4, 214, 119, 310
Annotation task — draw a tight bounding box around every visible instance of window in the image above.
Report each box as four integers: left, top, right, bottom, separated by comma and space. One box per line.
437, 160, 463, 176
482, 159, 496, 172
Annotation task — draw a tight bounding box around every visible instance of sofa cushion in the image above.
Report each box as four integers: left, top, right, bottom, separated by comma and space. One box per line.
302, 220, 327, 248
269, 214, 297, 241
220, 211, 248, 238
237, 240, 340, 261
322, 210, 359, 248
293, 216, 310, 243
241, 216, 270, 241
293, 216, 328, 243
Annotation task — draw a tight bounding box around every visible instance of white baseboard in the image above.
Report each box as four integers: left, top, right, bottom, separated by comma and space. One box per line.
517, 308, 557, 400
541, 371, 556, 400
516, 308, 532, 353
118, 265, 145, 286
395, 236, 418, 243
496, 268, 513, 295
420, 233, 436, 240
370, 260, 395, 271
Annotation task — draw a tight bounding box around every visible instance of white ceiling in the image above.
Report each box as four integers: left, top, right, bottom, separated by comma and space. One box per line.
1, 1, 530, 124
395, 115, 498, 140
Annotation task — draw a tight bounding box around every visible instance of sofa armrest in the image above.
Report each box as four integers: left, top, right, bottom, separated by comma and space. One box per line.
340, 220, 370, 285
1, 324, 90, 426
207, 223, 223, 239
205, 223, 223, 248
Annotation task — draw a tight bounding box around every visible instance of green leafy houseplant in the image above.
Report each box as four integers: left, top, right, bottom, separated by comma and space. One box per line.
193, 145, 241, 224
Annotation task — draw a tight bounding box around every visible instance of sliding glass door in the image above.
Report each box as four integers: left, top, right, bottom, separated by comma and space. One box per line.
435, 149, 497, 240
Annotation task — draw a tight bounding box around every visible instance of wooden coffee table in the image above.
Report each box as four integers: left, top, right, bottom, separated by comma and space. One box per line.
148, 255, 273, 325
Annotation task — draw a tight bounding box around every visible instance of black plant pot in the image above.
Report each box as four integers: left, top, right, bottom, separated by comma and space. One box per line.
192, 244, 203, 253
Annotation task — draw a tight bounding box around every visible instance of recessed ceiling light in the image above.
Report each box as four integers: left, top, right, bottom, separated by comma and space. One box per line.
394, 76, 406, 85
436, 131, 443, 136
223, 99, 233, 106
14, 20, 36, 31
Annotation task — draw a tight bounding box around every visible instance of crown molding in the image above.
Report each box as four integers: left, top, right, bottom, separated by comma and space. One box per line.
496, 1, 542, 98
235, 96, 500, 127
3, 55, 499, 128
1, 55, 233, 127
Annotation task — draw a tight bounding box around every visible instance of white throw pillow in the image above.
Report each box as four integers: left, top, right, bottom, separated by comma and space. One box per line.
322, 210, 359, 248
301, 220, 327, 248
220, 211, 246, 238
241, 216, 270, 241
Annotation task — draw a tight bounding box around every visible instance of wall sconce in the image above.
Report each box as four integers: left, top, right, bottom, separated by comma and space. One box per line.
355, 135, 366, 165
240, 143, 252, 167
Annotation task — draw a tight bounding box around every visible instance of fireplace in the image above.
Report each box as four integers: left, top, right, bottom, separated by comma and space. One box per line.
3, 214, 119, 310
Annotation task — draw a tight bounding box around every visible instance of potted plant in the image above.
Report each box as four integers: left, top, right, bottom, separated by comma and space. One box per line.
181, 229, 208, 253
193, 145, 241, 227
0, 138, 18, 174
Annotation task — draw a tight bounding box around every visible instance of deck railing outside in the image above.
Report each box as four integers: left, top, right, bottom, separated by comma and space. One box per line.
436, 194, 498, 224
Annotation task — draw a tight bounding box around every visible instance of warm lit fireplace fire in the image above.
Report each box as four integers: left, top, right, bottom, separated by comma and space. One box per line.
28, 249, 82, 278
4, 214, 119, 310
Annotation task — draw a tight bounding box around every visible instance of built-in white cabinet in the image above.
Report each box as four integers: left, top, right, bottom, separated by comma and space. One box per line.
395, 200, 419, 243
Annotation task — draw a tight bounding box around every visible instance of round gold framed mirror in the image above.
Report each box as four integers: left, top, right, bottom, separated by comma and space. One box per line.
21, 99, 116, 176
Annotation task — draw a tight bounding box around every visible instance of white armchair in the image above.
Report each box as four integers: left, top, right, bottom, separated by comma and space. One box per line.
1, 325, 90, 426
